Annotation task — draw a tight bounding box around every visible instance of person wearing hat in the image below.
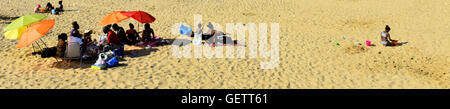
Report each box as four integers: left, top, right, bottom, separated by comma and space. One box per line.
82, 30, 98, 58
83, 30, 95, 45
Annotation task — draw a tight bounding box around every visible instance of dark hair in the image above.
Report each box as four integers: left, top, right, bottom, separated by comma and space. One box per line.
112, 24, 119, 31
103, 26, 110, 34
73, 30, 81, 38
385, 25, 391, 31
129, 23, 134, 29
72, 21, 79, 30
58, 33, 67, 40
59, 0, 62, 4
144, 23, 150, 30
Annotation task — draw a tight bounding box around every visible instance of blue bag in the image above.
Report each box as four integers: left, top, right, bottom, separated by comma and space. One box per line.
180, 25, 192, 35
106, 57, 119, 68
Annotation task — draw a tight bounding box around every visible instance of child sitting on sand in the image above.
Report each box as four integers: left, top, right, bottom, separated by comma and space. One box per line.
380, 25, 397, 46
56, 33, 68, 58
56, 0, 64, 12
34, 4, 41, 13
44, 2, 54, 13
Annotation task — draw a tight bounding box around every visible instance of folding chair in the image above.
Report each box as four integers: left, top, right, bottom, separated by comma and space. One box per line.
64, 42, 83, 68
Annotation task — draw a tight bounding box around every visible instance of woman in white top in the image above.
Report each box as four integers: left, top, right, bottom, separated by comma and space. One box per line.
380, 25, 396, 46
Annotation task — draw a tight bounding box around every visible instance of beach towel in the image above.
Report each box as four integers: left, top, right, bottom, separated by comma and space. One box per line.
138, 36, 162, 47
139, 41, 159, 47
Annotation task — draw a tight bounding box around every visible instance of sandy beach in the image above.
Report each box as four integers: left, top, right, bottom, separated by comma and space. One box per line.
0, 0, 448, 89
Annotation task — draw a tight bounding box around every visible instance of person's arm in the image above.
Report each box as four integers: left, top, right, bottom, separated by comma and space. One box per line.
387, 34, 393, 41
150, 29, 155, 38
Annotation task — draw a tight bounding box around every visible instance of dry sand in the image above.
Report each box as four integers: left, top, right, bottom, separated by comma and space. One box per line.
0, 0, 448, 89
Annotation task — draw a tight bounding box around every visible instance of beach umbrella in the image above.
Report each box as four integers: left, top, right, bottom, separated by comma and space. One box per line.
120, 11, 156, 32
3, 14, 47, 31
17, 19, 55, 48
120, 11, 156, 23
3, 26, 28, 39
98, 11, 130, 26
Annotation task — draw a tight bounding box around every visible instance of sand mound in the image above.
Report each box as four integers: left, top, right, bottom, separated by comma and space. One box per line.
344, 45, 368, 54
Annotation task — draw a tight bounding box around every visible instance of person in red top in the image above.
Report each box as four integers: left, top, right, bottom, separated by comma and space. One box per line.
103, 26, 121, 50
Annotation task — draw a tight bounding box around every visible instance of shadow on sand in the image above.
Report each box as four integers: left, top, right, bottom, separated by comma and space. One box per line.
50, 59, 129, 69
126, 48, 159, 58
165, 38, 192, 47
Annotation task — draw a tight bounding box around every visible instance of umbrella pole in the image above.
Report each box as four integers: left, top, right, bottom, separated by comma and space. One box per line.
39, 39, 49, 48
38, 39, 57, 61
31, 43, 37, 57
35, 42, 43, 54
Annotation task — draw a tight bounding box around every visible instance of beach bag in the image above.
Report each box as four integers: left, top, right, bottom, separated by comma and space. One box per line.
91, 53, 107, 70
94, 53, 107, 66
106, 57, 119, 68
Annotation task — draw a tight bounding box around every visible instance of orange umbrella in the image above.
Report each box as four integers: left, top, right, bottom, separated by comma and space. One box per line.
98, 11, 130, 26
17, 19, 55, 48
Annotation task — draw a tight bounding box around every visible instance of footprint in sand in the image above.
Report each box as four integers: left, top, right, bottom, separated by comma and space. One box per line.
242, 12, 256, 16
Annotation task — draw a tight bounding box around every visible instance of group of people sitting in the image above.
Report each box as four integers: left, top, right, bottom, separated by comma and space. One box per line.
54, 21, 165, 60
34, 0, 63, 15
189, 22, 239, 46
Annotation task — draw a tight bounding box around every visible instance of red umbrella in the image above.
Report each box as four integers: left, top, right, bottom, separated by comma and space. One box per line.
120, 11, 155, 23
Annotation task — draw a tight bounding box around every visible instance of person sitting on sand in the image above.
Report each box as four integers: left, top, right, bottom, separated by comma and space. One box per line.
70, 21, 80, 37
82, 30, 96, 46
105, 26, 121, 50
203, 22, 225, 44
126, 23, 139, 45
45, 2, 54, 12
56, 0, 64, 12
112, 24, 128, 44
34, 4, 41, 13
141, 23, 155, 43
82, 30, 98, 58
68, 30, 83, 46
56, 33, 68, 58
380, 25, 397, 46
